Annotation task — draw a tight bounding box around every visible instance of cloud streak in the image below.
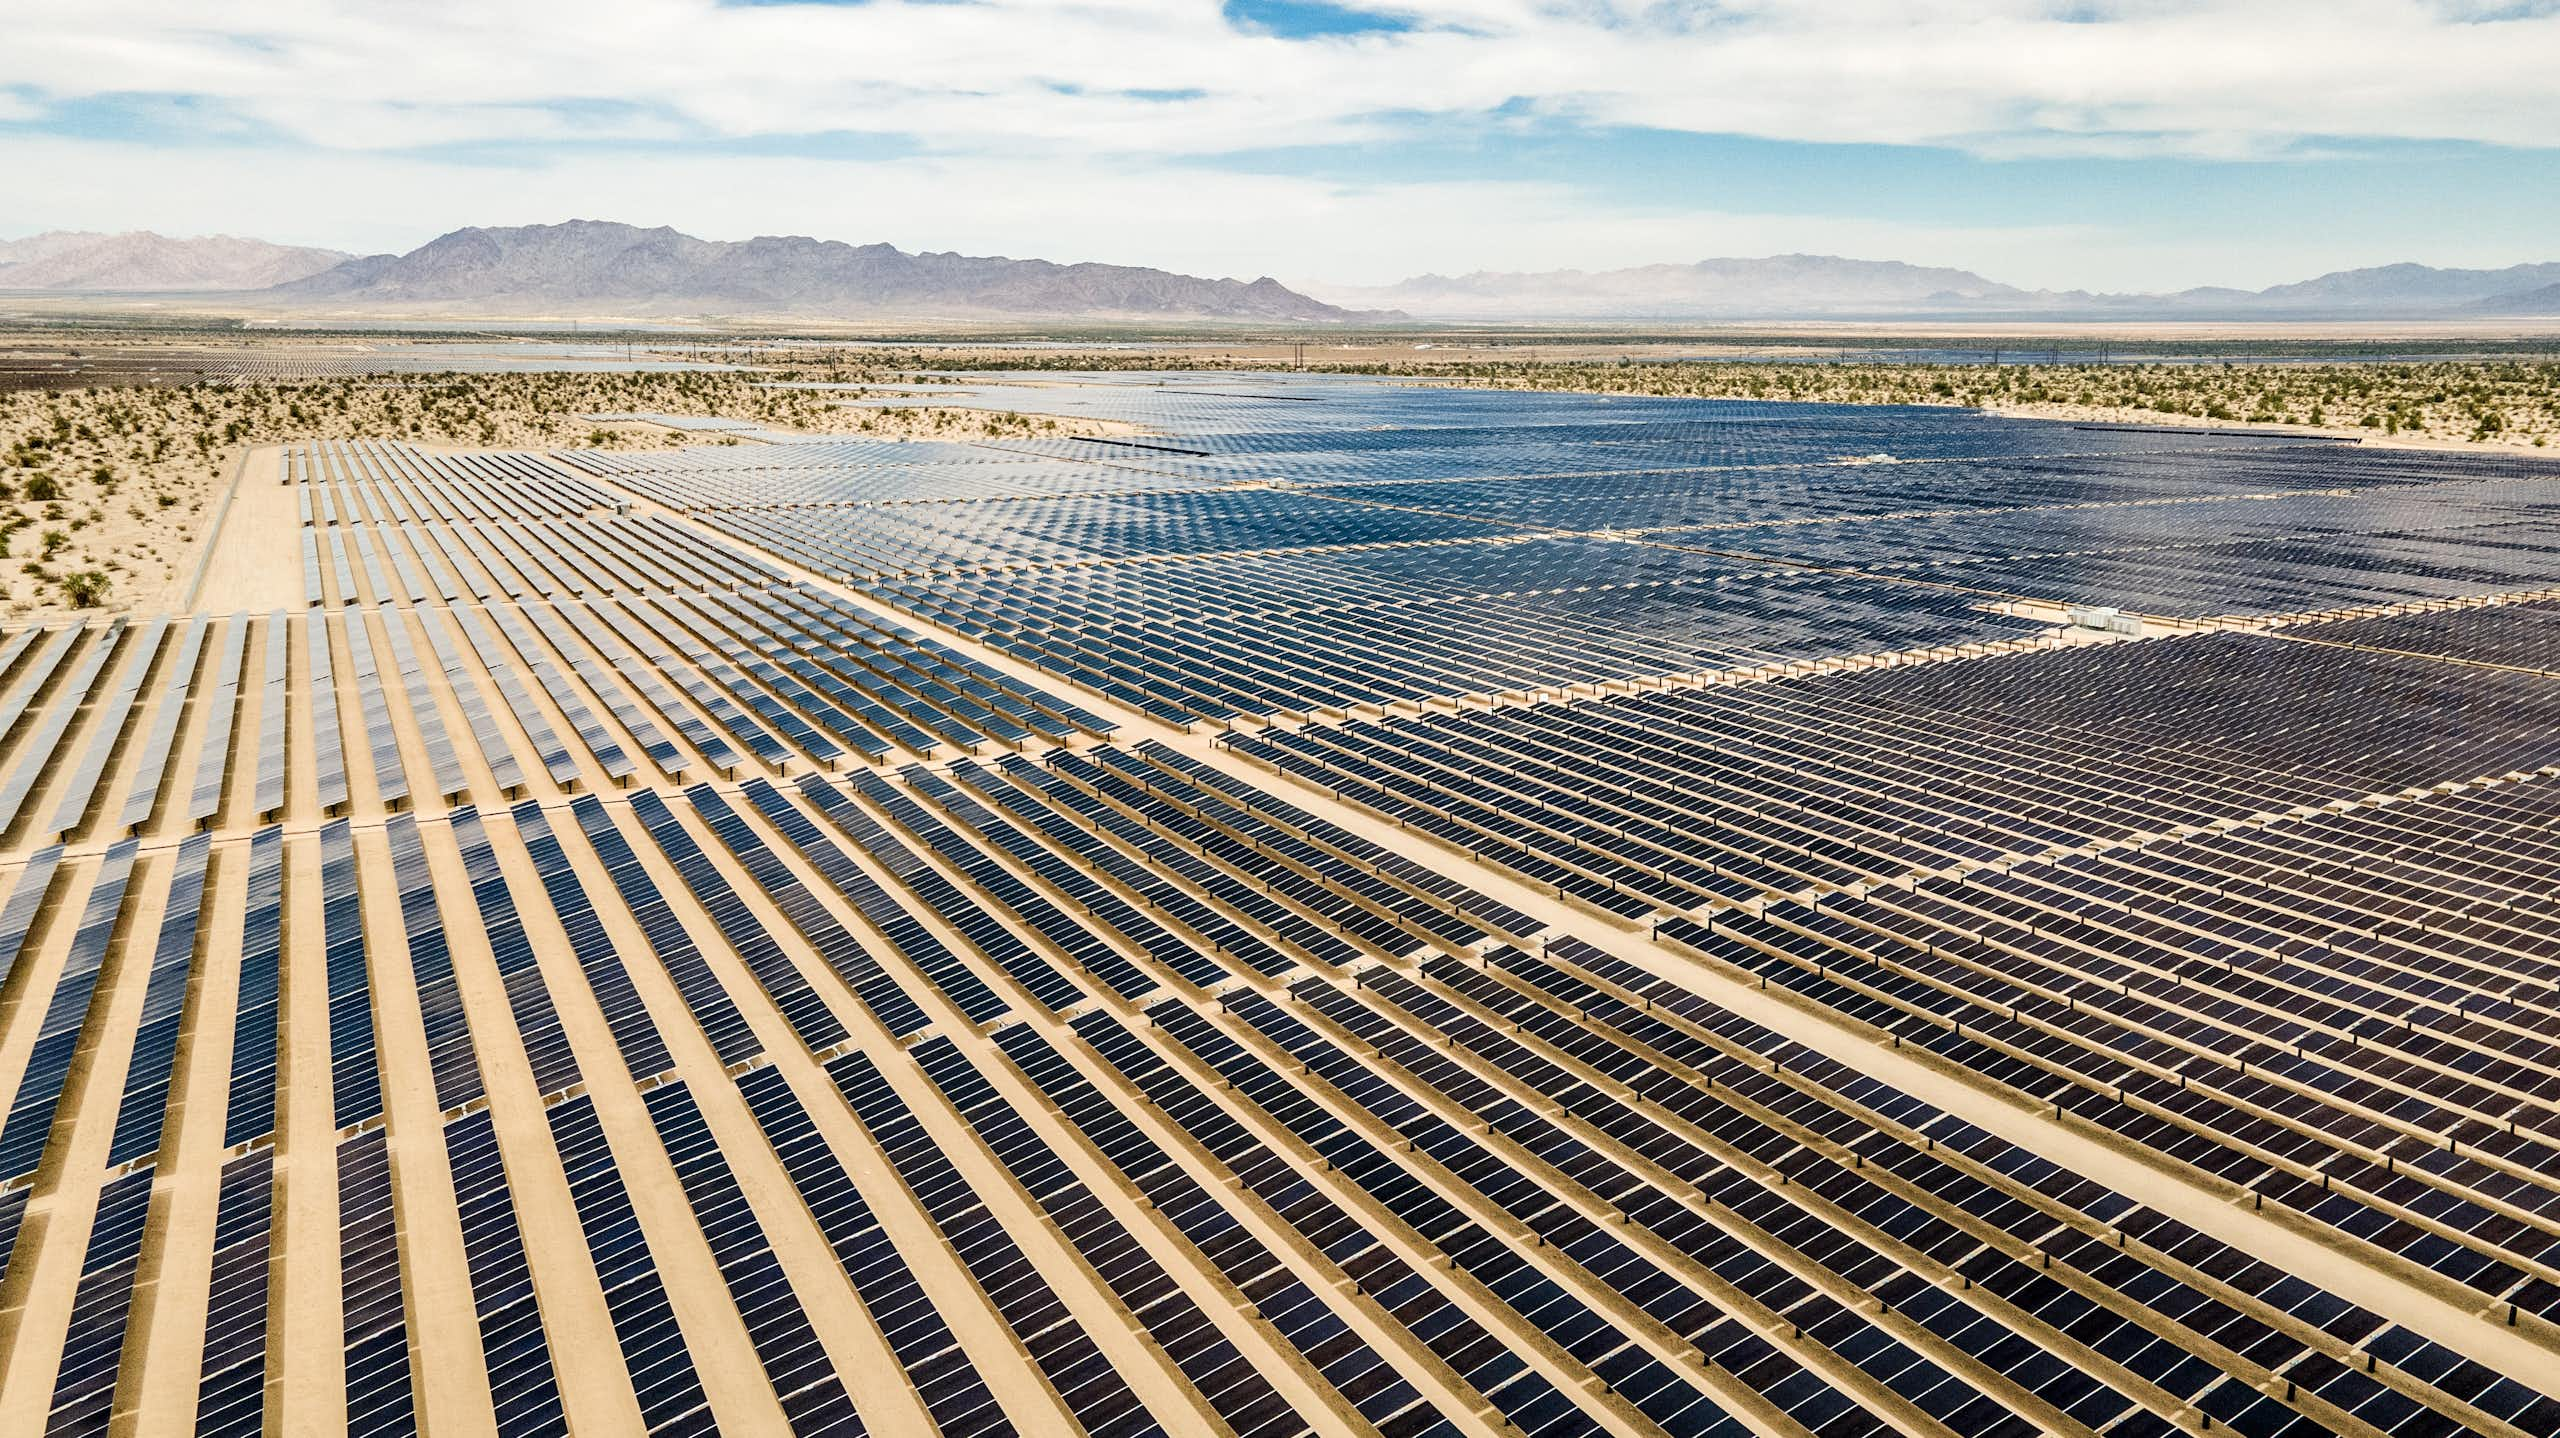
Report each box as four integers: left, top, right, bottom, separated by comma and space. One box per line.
8, 1, 2558, 160
3, 2, 2556, 291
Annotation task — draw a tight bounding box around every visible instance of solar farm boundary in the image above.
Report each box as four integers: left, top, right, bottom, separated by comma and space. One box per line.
174, 442, 259, 614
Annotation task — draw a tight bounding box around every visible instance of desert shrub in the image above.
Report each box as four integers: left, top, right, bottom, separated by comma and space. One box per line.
59, 570, 110, 608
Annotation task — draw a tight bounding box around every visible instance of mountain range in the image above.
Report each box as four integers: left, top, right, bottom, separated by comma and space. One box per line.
1316, 255, 2560, 320
0, 231, 350, 291
272, 220, 1371, 321
9, 223, 2560, 322
1, 221, 1372, 321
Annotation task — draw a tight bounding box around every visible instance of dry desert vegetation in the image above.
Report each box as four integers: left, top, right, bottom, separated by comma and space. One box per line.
0, 365, 1120, 616
1319, 356, 2560, 447
890, 344, 2560, 445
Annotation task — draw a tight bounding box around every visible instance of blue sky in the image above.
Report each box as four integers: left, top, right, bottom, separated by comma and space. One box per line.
5, 1, 2559, 292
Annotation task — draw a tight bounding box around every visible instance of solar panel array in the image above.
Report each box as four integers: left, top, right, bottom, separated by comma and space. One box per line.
0, 373, 2552, 1436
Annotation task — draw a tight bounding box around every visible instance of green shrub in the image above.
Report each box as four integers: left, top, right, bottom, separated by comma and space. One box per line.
58, 570, 110, 608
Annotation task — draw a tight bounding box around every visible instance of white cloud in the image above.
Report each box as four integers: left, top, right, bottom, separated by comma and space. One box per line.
3, 2, 2555, 289
4, 0, 2556, 160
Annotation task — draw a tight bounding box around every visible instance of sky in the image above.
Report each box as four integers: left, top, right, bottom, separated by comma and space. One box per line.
3, 0, 2559, 294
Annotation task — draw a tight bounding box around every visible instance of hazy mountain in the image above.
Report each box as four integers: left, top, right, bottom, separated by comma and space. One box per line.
1320, 255, 2032, 319
0, 230, 350, 291
2245, 261, 2560, 310
274, 219, 1378, 321
2474, 281, 2560, 315
1319, 254, 2560, 321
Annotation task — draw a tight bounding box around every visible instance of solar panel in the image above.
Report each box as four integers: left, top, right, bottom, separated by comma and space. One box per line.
682, 784, 928, 1038
339, 612, 408, 810
384, 814, 481, 1113
107, 832, 214, 1167
0, 845, 67, 997
917, 1034, 1359, 1438
739, 778, 1009, 1025
196, 1150, 276, 1437
443, 1110, 566, 1438
0, 625, 91, 745
373, 610, 466, 802
448, 807, 581, 1099
513, 800, 672, 1082
570, 795, 758, 1066
222, 826, 288, 1149
186, 617, 251, 829
416, 611, 525, 796
640, 1081, 863, 1433
45, 1167, 156, 1430
0, 619, 128, 841
733, 1064, 1004, 1434
337, 1130, 418, 1435
626, 788, 848, 1054
0, 839, 140, 1181
116, 615, 211, 835
545, 1095, 712, 1434
828, 1051, 1164, 1437
46, 616, 168, 841
318, 819, 380, 1130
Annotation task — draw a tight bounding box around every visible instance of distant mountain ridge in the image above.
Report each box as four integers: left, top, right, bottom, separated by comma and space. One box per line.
14, 221, 2560, 322
2257, 261, 2560, 308
271, 220, 1377, 321
1324, 256, 2034, 319
0, 231, 349, 291
2474, 281, 2560, 315
1320, 255, 2560, 320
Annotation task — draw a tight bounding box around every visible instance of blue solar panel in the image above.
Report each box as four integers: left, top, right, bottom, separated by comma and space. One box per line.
514, 800, 673, 1082
107, 832, 213, 1167
222, 827, 287, 1149
546, 1094, 712, 1435
385, 814, 482, 1112
319, 819, 381, 1131
445, 1110, 566, 1438
828, 1051, 1165, 1438
641, 1081, 864, 1434
196, 1150, 275, 1437
734, 1064, 1005, 1435
572, 795, 758, 1065
337, 1130, 417, 1435
448, 808, 581, 1099
626, 789, 848, 1055
45, 1167, 156, 1432
682, 785, 928, 1039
